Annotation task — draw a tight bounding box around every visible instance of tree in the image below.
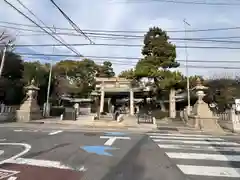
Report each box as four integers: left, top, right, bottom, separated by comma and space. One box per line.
135, 27, 179, 89
97, 61, 115, 78
23, 61, 54, 105
53, 59, 99, 98
134, 27, 180, 110
0, 51, 24, 104
118, 68, 135, 79
204, 77, 240, 112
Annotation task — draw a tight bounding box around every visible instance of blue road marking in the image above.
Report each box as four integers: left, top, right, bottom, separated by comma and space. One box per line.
81, 145, 117, 156
104, 132, 126, 136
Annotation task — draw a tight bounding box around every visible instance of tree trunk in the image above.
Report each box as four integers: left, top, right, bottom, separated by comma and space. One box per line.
153, 77, 166, 111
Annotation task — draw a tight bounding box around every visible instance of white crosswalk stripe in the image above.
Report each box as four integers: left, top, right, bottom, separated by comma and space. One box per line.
148, 132, 240, 178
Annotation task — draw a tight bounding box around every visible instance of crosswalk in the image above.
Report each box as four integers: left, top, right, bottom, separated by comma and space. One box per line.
148, 132, 240, 179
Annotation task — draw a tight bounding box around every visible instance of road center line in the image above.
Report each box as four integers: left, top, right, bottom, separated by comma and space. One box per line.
48, 130, 63, 135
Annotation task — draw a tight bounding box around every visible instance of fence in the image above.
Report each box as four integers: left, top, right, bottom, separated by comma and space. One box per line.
180, 107, 240, 133
0, 104, 19, 122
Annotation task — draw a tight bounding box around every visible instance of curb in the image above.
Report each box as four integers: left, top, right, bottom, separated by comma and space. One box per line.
0, 123, 156, 133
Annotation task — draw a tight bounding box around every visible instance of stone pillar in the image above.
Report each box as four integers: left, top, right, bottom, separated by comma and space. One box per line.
169, 89, 176, 118
108, 98, 111, 113
100, 90, 105, 113
130, 89, 134, 115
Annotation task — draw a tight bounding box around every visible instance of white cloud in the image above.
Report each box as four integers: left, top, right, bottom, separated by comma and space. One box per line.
0, 0, 240, 76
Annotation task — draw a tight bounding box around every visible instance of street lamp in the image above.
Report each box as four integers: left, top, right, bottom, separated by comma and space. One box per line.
0, 40, 14, 77
183, 19, 191, 115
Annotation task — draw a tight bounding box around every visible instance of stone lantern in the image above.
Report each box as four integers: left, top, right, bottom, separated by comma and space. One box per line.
187, 78, 224, 133
191, 77, 208, 115
16, 79, 42, 122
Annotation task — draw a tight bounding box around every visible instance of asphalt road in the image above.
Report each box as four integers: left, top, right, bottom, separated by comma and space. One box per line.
0, 127, 174, 180
0, 126, 240, 180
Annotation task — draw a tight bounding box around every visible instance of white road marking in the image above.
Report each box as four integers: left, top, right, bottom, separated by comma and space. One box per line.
158, 144, 240, 152
13, 130, 22, 132
100, 136, 131, 146
7, 177, 17, 180
8, 158, 86, 171
0, 168, 20, 179
148, 133, 213, 137
14, 129, 38, 133
0, 143, 31, 165
150, 136, 223, 141
166, 152, 240, 161
177, 165, 240, 177
153, 139, 239, 145
48, 130, 63, 135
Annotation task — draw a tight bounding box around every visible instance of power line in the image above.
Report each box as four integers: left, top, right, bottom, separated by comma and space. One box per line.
3, 24, 240, 42
3, 43, 240, 50
15, 0, 82, 57
15, 0, 82, 58
49, 0, 94, 44
16, 33, 240, 44
2, 20, 240, 33
22, 55, 240, 69
16, 52, 240, 64
117, 0, 240, 6
3, 0, 83, 56
3, 24, 240, 44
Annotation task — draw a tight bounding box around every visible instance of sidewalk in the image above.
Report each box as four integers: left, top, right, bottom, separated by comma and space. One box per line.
156, 119, 239, 136
0, 118, 157, 133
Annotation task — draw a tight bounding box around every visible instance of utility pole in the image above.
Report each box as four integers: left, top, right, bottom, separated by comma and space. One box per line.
0, 41, 13, 77
183, 19, 191, 115
45, 26, 55, 117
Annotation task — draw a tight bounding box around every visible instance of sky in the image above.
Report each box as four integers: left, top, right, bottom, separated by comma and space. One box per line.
0, 0, 240, 78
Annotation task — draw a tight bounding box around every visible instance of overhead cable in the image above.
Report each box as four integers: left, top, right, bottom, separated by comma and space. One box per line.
2, 20, 240, 33
3, 43, 240, 50
15, 0, 83, 57
3, 0, 83, 56
117, 0, 240, 6
49, 0, 94, 44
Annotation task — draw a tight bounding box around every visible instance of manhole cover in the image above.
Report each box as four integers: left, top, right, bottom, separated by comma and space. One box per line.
157, 127, 178, 131
84, 133, 97, 136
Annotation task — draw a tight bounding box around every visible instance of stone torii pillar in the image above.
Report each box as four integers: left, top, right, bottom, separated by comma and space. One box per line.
169, 89, 176, 118
129, 88, 134, 116
100, 88, 105, 113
